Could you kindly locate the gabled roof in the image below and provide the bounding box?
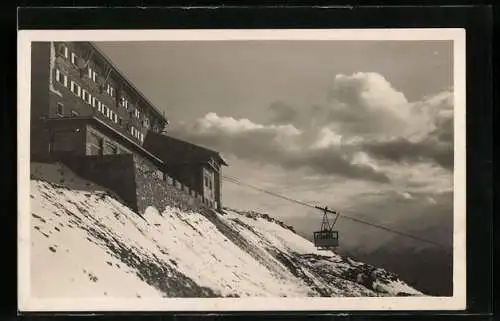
[143,131,228,167]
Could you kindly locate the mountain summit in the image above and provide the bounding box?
[29,162,423,298]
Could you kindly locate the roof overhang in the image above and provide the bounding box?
[44,116,164,168]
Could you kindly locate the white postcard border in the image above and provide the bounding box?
[18,28,466,312]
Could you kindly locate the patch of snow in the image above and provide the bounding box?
[29,162,423,299]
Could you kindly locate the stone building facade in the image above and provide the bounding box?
[143,132,228,211]
[30,41,227,214]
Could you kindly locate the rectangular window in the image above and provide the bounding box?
[103,105,108,117]
[71,52,78,65]
[133,108,140,118]
[120,97,129,109]
[106,84,115,97]
[70,81,81,97]
[92,71,97,82]
[55,70,68,87]
[130,126,141,140]
[113,113,118,123]
[82,90,90,104]
[91,97,97,108]
[97,101,102,112]
[87,67,92,79]
[56,103,64,116]
[143,117,150,128]
[55,69,61,83]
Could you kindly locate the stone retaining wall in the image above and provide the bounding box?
[46,152,206,215]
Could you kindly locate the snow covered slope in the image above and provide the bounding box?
[29,162,423,298]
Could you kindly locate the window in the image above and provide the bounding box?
[106,84,115,97]
[71,52,77,65]
[108,110,117,122]
[70,81,81,97]
[92,71,97,82]
[82,90,91,104]
[120,97,129,109]
[133,108,140,118]
[91,97,97,108]
[143,117,150,128]
[87,67,92,79]
[55,69,68,87]
[118,118,123,126]
[204,177,208,187]
[97,101,102,112]
[129,126,142,141]
[102,105,108,117]
[71,110,79,117]
[56,103,64,116]
[55,69,61,83]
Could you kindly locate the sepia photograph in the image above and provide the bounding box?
[18,29,466,312]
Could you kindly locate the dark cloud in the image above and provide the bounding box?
[169,113,391,183]
[280,149,390,183]
[170,72,454,181]
[363,138,453,170]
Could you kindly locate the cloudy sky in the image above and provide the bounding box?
[96,40,454,253]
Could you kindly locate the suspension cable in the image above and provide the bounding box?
[222,174,451,252]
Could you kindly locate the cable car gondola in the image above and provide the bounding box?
[313,206,340,250]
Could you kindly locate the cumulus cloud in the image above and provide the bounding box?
[169,72,454,184]
[265,72,454,171]
[170,113,390,183]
